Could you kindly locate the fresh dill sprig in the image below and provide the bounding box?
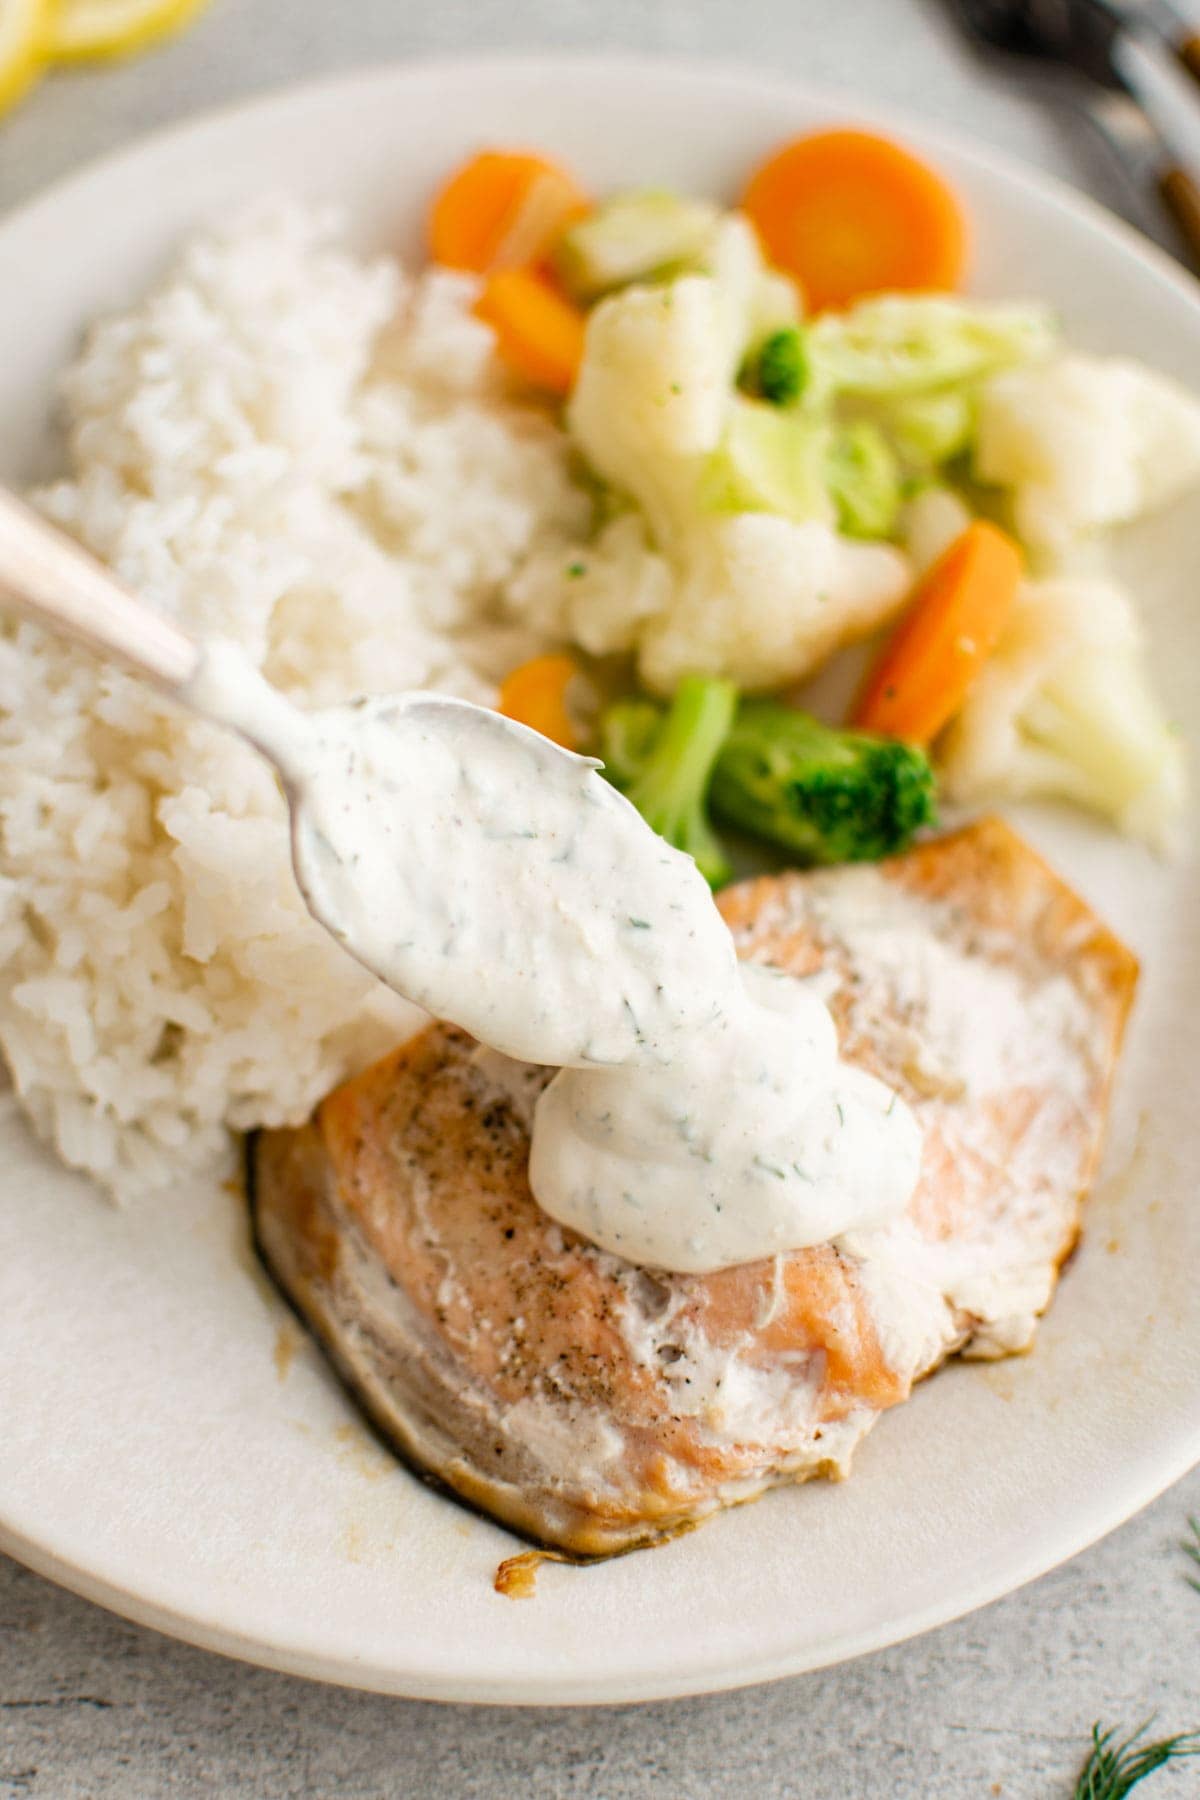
[1184,1516,1200,1595]
[1072,1720,1200,1799]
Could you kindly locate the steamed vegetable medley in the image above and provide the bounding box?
[433,130,1193,877]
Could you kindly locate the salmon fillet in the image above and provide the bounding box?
[250,818,1137,1558]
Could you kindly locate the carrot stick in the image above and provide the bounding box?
[853,521,1021,745]
[742,128,968,314]
[474,268,586,395]
[498,653,580,749]
[429,150,588,274]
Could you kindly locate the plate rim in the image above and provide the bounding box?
[2,48,1199,1705]
[4,1415,1200,1705]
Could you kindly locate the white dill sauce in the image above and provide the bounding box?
[186,639,922,1273]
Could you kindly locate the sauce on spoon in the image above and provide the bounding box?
[186,638,922,1273]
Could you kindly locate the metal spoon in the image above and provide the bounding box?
[0,481,597,1052]
[944,0,1200,267]
[0,482,685,1073]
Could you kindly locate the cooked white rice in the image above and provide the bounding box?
[0,201,590,1200]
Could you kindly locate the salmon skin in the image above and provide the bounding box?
[249,818,1137,1558]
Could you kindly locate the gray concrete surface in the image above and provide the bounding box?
[1,1,1199,1794]
[1,1474,1199,1796]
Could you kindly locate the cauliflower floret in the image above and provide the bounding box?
[567,224,804,549]
[507,512,673,656]
[512,510,908,693]
[568,274,738,549]
[563,515,673,655]
[562,252,912,694]
[752,267,803,342]
[704,212,802,353]
[975,354,1200,557]
[899,485,973,576]
[938,575,1186,852]
[639,513,910,694]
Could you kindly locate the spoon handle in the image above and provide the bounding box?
[1159,163,1200,268]
[1175,32,1200,88]
[0,485,199,689]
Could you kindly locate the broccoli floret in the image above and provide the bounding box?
[742,326,808,406]
[599,697,662,786]
[603,685,936,875]
[710,702,937,865]
[600,676,737,887]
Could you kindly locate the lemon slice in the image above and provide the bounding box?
[46,0,210,61]
[0,0,48,113]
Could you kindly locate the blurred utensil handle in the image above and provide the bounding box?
[1116,2,1200,92]
[1113,28,1200,173]
[1177,30,1200,84]
[1083,86,1200,267]
[1159,161,1200,257]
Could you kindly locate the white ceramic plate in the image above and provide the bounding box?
[1,55,1198,1706]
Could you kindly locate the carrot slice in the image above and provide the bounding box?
[429,149,588,274]
[474,268,586,395]
[742,128,968,314]
[498,653,580,749]
[854,521,1021,745]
